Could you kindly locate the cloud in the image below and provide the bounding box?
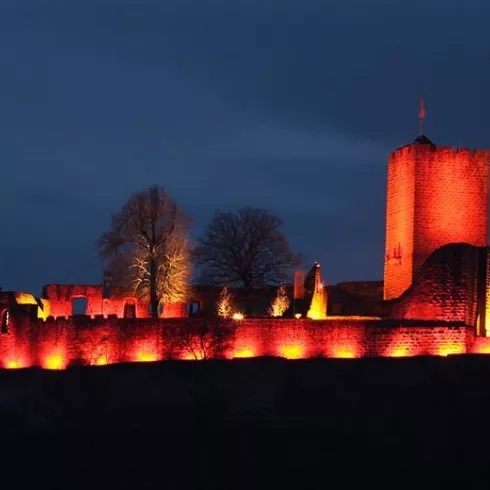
[0,0,488,292]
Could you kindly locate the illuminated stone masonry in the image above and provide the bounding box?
[384,136,489,300]
[2,314,490,370]
[40,284,186,319]
[1,241,490,369]
[2,133,490,369]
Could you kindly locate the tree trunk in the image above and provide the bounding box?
[149,257,158,318]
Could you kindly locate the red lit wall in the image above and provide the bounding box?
[1,243,487,368]
[469,336,490,355]
[232,319,468,358]
[0,315,476,369]
[42,284,186,319]
[414,147,488,274]
[384,144,489,300]
[390,243,481,324]
[384,146,415,300]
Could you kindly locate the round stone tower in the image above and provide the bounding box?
[384,134,489,300]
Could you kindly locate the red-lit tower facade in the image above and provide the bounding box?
[384,134,490,300]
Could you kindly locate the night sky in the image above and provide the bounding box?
[1,0,489,294]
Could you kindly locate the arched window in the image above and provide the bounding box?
[186,302,200,316]
[1,310,9,334]
[123,300,136,319]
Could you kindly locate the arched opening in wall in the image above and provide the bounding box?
[1,310,9,334]
[187,302,200,317]
[72,296,88,316]
[123,299,136,319]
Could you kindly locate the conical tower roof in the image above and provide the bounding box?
[413,134,435,145]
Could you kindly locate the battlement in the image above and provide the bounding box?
[389,144,490,163]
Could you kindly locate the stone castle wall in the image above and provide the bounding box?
[413,147,488,274]
[1,245,489,369]
[384,144,416,299]
[2,313,489,369]
[389,243,481,324]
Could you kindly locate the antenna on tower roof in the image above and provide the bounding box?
[419,97,425,136]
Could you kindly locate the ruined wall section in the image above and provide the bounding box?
[389,244,481,324]
[42,284,186,319]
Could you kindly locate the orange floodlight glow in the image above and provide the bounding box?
[333,347,356,359]
[390,347,409,358]
[183,351,204,360]
[136,352,157,362]
[233,348,255,359]
[6,360,23,369]
[437,344,464,357]
[94,356,108,366]
[44,354,65,370]
[279,344,304,360]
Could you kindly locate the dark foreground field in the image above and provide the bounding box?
[1,356,490,488]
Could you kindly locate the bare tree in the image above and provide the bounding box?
[97,186,191,317]
[195,207,300,289]
[169,318,236,360]
[268,285,291,317]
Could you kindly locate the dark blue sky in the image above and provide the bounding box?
[1,0,490,294]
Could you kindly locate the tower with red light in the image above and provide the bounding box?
[384,111,489,300]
